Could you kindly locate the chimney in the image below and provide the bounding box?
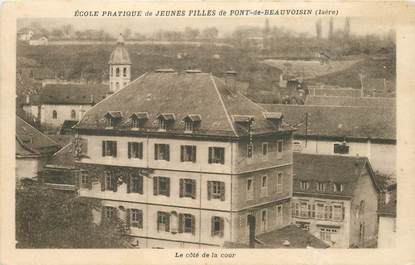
[247,214,256,248]
[225,70,237,91]
[26,94,30,104]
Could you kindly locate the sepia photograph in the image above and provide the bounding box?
[12,13,400,251]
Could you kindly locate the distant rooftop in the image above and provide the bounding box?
[305,96,396,108]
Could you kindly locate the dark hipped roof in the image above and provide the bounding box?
[260,104,396,141]
[46,143,77,169]
[224,225,329,248]
[305,96,396,108]
[25,83,109,105]
[76,72,292,138]
[293,153,379,198]
[108,36,131,65]
[16,116,59,156]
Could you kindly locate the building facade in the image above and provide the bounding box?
[291,153,380,248]
[377,184,396,248]
[74,70,294,248]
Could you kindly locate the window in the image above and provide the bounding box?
[324,205,333,220]
[260,175,268,196]
[208,147,225,164]
[116,82,120,90]
[129,209,143,228]
[211,216,224,237]
[261,210,267,232]
[104,175,116,191]
[105,116,113,127]
[103,206,116,221]
[180,214,195,234]
[116,67,120,77]
[247,178,254,201]
[52,110,57,119]
[80,170,89,188]
[316,182,326,192]
[299,180,309,190]
[102,141,117,157]
[308,203,315,218]
[333,204,343,221]
[334,183,343,192]
[128,142,143,159]
[153,176,170,197]
[184,120,193,132]
[300,201,309,218]
[262,142,268,158]
[157,211,170,232]
[316,203,325,219]
[320,227,337,242]
[293,141,302,152]
[277,172,283,193]
[71,109,76,119]
[276,205,283,226]
[293,202,300,217]
[277,140,283,158]
[180,179,196,199]
[334,142,349,154]
[123,67,127,77]
[247,144,253,159]
[296,222,310,231]
[131,117,140,128]
[154,144,170,161]
[207,181,225,201]
[128,174,143,194]
[159,119,166,131]
[180,145,196,162]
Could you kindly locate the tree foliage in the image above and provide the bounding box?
[16,180,128,248]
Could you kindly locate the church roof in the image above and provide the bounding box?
[108,34,131,65]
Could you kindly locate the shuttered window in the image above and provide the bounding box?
[102,174,117,192]
[102,206,117,223]
[207,181,225,201]
[180,145,196,162]
[129,209,143,228]
[276,172,283,193]
[211,216,224,237]
[154,144,170,161]
[153,176,170,197]
[179,178,196,199]
[128,142,143,159]
[208,147,225,164]
[102,141,117,157]
[157,211,170,232]
[127,174,143,194]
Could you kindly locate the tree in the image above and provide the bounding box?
[184,27,199,40]
[202,27,219,40]
[16,180,128,248]
[123,28,132,40]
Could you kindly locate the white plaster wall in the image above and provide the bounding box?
[16,157,40,179]
[378,216,396,248]
[40,104,92,129]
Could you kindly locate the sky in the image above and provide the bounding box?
[19,16,395,38]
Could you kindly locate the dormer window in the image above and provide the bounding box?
[333,183,343,192]
[130,112,149,129]
[183,114,201,133]
[105,111,122,128]
[157,113,175,131]
[232,115,254,134]
[263,112,283,129]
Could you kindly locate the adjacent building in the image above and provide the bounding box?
[261,104,396,176]
[73,68,295,248]
[291,153,380,248]
[16,116,60,180]
[377,183,396,248]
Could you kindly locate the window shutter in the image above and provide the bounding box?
[220,182,225,201]
[191,215,196,235]
[166,178,170,197]
[208,147,212,164]
[74,171,81,190]
[138,174,143,194]
[192,146,196,162]
[101,207,106,224]
[100,175,105,191]
[221,149,225,164]
[112,175,118,192]
[312,204,315,218]
[166,145,170,161]
[157,211,160,231]
[153,177,159,195]
[191,180,196,199]
[342,206,345,221]
[179,179,184,197]
[165,213,170,232]
[138,210,143,228]
[154,144,158,160]
[220,217,224,237]
[102,141,106,156]
[207,181,212,200]
[86,174,92,190]
[178,213,183,233]
[211,216,215,236]
[308,204,311,218]
[139,143,143,159]
[126,209,131,227]
[128,142,131,159]
[113,142,117,157]
[126,175,131,193]
[180,146,184,162]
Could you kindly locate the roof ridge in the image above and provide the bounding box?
[210,74,238,136]
[51,142,72,157]
[76,72,147,127]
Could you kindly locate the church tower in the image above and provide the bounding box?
[108,34,131,93]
